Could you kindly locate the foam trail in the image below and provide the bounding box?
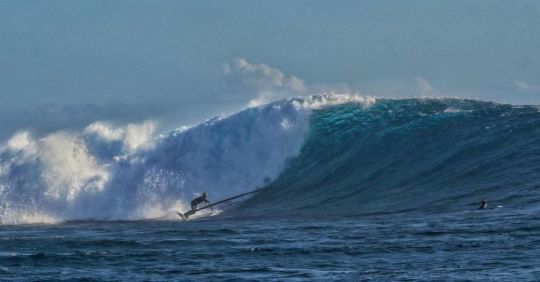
[0,94,369,224]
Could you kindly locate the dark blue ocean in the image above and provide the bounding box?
[2,96,540,280]
[1,209,539,280]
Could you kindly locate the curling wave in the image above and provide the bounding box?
[0,94,370,224]
[234,98,540,217]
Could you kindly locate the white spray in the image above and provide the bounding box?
[0,94,374,224]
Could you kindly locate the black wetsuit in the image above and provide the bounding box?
[191,195,209,211]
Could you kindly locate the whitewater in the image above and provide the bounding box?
[1,94,540,280]
[0,94,372,224]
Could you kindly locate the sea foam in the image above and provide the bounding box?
[0,94,369,224]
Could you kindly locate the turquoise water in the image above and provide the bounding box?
[239,99,540,217]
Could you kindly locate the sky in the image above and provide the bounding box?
[1,0,539,141]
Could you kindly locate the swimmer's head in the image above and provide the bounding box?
[479,199,488,209]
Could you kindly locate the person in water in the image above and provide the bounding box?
[478,199,488,209]
[191,192,210,212]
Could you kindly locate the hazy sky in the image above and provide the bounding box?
[1,1,539,140]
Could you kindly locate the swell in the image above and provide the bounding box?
[233,98,540,217]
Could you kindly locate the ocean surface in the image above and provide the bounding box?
[1,209,539,280]
[1,95,540,280]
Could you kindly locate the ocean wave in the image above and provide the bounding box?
[5,95,538,224]
[0,94,370,224]
[233,98,540,217]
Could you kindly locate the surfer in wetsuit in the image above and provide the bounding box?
[478,199,487,210]
[180,192,211,219]
[191,192,210,211]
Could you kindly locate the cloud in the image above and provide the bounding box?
[224,58,307,106]
[514,80,539,91]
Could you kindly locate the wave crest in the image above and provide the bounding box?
[0,94,367,224]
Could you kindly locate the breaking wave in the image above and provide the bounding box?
[0,94,371,224]
[4,94,540,224]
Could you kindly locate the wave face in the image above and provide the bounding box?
[0,94,370,224]
[3,96,540,224]
[235,98,540,217]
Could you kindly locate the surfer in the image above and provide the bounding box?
[180,192,211,218]
[179,188,265,219]
[478,199,487,209]
[191,192,210,212]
